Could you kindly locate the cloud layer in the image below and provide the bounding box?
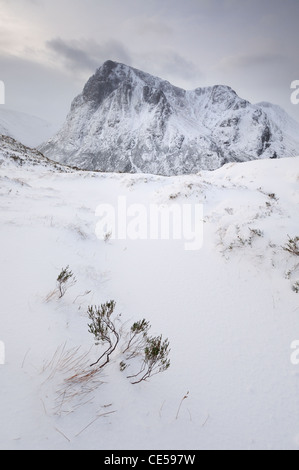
[0,0,298,124]
[46,38,132,75]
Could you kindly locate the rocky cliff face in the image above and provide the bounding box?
[40,60,299,176]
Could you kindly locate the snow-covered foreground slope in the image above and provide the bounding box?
[0,148,299,450]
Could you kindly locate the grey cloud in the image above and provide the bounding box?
[47,37,201,89]
[0,53,82,124]
[46,38,132,74]
[131,17,173,36]
[220,53,288,71]
[160,52,201,81]
[47,38,97,72]
[1,0,298,125]
[139,51,202,86]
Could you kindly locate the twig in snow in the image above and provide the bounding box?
[55,427,71,443]
[73,290,92,305]
[176,391,189,420]
[159,400,166,418]
[21,348,31,369]
[75,410,116,438]
[202,414,210,428]
[40,399,47,416]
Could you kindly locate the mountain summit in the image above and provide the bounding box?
[40,60,299,175]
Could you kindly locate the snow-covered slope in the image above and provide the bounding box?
[258,102,299,156]
[40,61,299,175]
[0,134,72,172]
[0,108,57,148]
[0,146,299,449]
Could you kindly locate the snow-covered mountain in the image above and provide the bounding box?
[0,108,58,148]
[257,102,299,154]
[40,60,299,176]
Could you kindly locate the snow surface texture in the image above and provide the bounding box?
[40,60,299,176]
[0,108,57,148]
[0,136,299,450]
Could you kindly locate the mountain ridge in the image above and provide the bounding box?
[0,134,73,172]
[40,60,299,176]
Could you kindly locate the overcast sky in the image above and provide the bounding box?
[0,0,299,126]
